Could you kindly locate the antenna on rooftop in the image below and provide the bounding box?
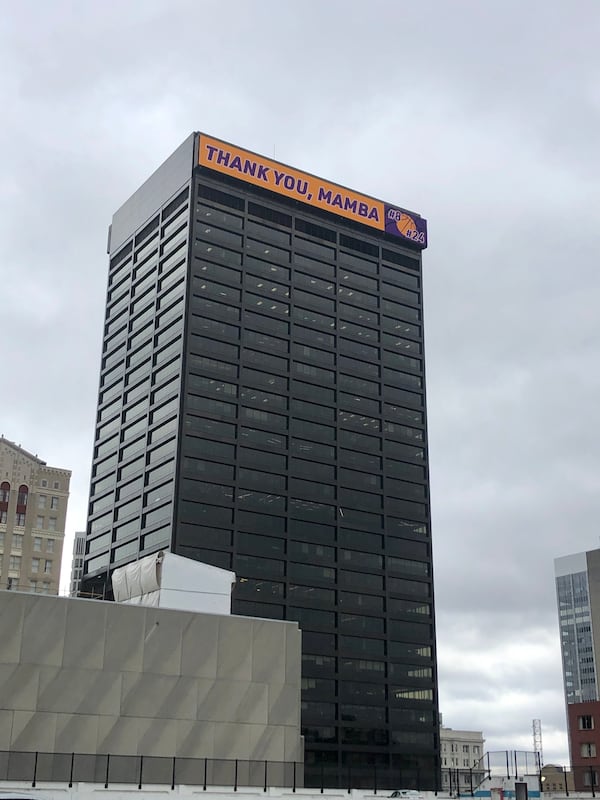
[533,718,543,766]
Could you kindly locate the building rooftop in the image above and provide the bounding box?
[0,435,46,465]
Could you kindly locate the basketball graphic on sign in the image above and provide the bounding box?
[395,213,416,237]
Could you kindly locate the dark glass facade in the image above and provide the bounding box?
[83,134,438,788]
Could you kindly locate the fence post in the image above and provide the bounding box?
[69,752,74,788]
[321,760,324,794]
[234,758,238,792]
[591,766,596,798]
[171,756,176,791]
[138,754,144,790]
[374,762,377,795]
[105,753,110,789]
[203,757,207,791]
[32,751,38,787]
[563,765,569,797]
[293,761,296,793]
[264,759,268,792]
[347,762,351,794]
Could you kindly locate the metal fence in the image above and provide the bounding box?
[0,751,303,790]
[439,751,542,797]
[0,749,442,792]
[10,748,591,793]
[545,765,600,796]
[439,752,600,797]
[439,768,487,796]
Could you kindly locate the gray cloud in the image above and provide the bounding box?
[2,0,599,766]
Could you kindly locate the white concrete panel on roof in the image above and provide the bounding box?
[554,551,587,577]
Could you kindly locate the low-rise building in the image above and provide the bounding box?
[0,436,70,595]
[439,718,485,792]
[540,764,574,792]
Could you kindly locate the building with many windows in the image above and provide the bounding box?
[0,436,70,595]
[439,718,484,792]
[81,133,437,788]
[70,529,86,595]
[555,549,600,788]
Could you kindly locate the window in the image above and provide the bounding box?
[287,562,336,584]
[46,539,55,554]
[41,479,48,488]
[293,362,334,384]
[31,558,40,573]
[44,560,53,574]
[473,746,480,754]
[48,518,57,532]
[30,580,38,593]
[289,541,335,563]
[582,743,597,758]
[53,481,60,490]
[0,510,6,524]
[17,485,28,506]
[36,516,44,530]
[9,556,21,571]
[580,715,595,730]
[12,534,23,551]
[0,532,4,548]
[38,495,47,509]
[15,513,25,527]
[0,482,9,503]
[33,537,42,552]
[584,771,599,787]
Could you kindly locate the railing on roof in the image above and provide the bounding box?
[0,751,303,791]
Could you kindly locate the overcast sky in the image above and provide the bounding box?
[2,0,599,766]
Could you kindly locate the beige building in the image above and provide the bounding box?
[440,718,485,791]
[70,530,86,596]
[0,436,71,595]
[540,764,574,792]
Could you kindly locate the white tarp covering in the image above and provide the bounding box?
[112,552,161,601]
[112,551,235,615]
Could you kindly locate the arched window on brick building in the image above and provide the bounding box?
[0,481,9,524]
[15,484,28,526]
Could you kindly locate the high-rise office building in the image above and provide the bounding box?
[555,549,600,788]
[555,551,600,704]
[70,529,86,595]
[0,435,70,595]
[82,133,437,787]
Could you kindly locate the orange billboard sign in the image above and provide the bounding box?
[198,134,427,247]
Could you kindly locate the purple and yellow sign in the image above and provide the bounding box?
[198,135,427,249]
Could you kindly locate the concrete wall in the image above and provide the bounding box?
[0,591,302,763]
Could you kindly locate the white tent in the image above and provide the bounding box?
[112,550,236,615]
